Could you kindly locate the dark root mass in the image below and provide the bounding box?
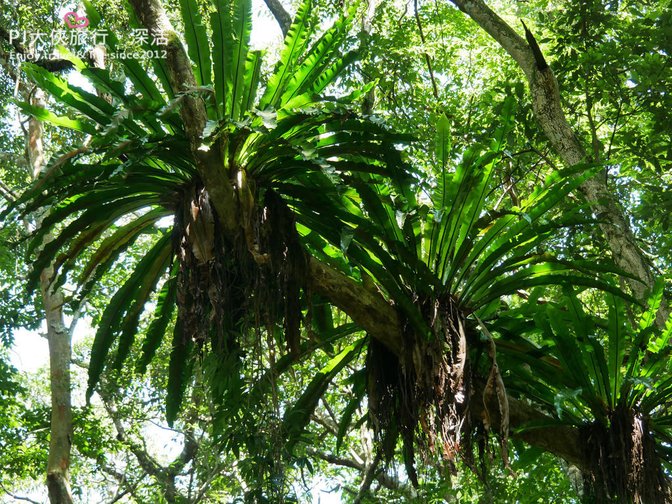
[172,183,308,387]
[366,294,471,486]
[581,405,671,504]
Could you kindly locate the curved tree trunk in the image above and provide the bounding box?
[42,276,72,504]
[448,0,668,327]
[444,2,671,500]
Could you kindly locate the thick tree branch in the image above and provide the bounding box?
[449,0,534,78]
[309,258,588,467]
[0,179,17,202]
[449,0,668,326]
[102,396,185,503]
[168,429,199,476]
[307,257,404,356]
[103,401,164,479]
[262,0,292,36]
[128,0,597,473]
[472,379,586,468]
[354,451,382,503]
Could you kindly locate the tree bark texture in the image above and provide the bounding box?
[0,34,74,504]
[129,0,240,236]
[28,90,74,504]
[262,0,291,36]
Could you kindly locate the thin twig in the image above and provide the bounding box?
[0,483,41,504]
[413,0,439,100]
[606,100,622,162]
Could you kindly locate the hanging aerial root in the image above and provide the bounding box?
[173,182,308,360]
[366,294,471,486]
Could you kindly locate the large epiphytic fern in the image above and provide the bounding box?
[8,0,640,488]
[331,97,638,483]
[350,97,633,316]
[494,283,672,503]
[8,0,410,426]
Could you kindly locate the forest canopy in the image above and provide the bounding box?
[0,0,671,502]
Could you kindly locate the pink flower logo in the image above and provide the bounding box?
[63,11,89,29]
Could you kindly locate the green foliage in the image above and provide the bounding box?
[2,0,672,501]
[0,228,39,345]
[0,356,49,484]
[345,95,631,333]
[283,338,364,454]
[7,0,411,437]
[532,0,672,270]
[497,284,671,427]
[494,283,672,500]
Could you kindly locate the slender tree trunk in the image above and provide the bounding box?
[42,272,73,504]
[27,89,74,504]
[0,32,73,503]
